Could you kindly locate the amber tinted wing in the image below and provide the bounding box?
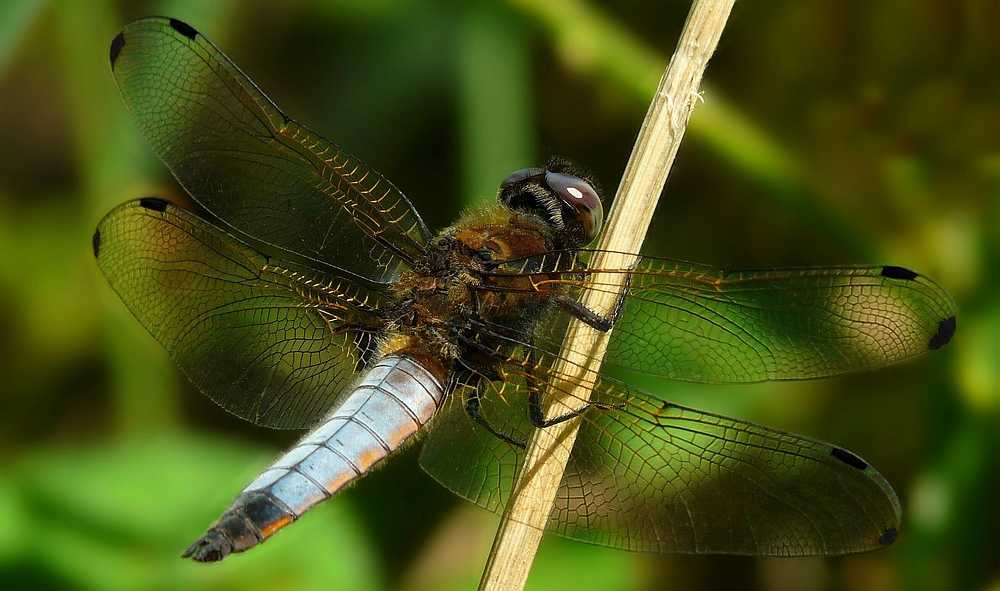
[485,252,956,382]
[420,344,901,555]
[93,198,389,429]
[109,17,428,282]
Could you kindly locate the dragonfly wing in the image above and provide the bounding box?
[606,260,956,381]
[109,17,428,282]
[556,377,901,554]
[94,198,389,429]
[421,377,523,516]
[489,253,956,382]
[420,354,901,555]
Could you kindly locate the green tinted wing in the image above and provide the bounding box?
[606,260,955,381]
[420,352,901,555]
[490,254,956,382]
[109,17,428,282]
[94,198,389,429]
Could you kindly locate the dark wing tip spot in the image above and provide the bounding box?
[169,19,199,40]
[139,197,168,212]
[830,447,868,470]
[881,265,919,280]
[109,32,125,68]
[879,526,898,546]
[929,315,956,350]
[91,229,101,258]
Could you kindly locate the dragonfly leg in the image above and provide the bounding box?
[524,342,626,428]
[609,271,631,323]
[551,274,630,332]
[553,295,613,331]
[528,394,626,428]
[464,388,527,449]
[523,342,621,428]
[529,389,584,427]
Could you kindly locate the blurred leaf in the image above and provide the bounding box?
[315,0,415,21]
[399,505,497,591]
[53,0,182,433]
[458,2,534,206]
[0,477,28,561]
[507,0,875,259]
[6,432,384,591]
[0,0,45,76]
[904,417,999,591]
[525,536,651,591]
[0,201,101,364]
[956,305,1000,412]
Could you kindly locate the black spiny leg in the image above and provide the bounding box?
[528,380,625,428]
[553,295,613,331]
[455,339,539,449]
[464,384,527,450]
[530,277,632,427]
[525,330,626,429]
[528,387,592,428]
[523,339,595,428]
[552,273,630,332]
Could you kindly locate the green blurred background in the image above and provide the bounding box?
[0,0,996,590]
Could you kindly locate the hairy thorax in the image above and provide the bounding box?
[382,204,558,374]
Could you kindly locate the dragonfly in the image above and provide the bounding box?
[94,17,957,563]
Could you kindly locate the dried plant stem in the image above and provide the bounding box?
[477,1,735,590]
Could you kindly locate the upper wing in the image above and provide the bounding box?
[109,17,429,282]
[483,252,957,382]
[93,197,390,429]
[420,343,901,555]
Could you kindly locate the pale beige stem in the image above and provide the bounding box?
[477,1,736,590]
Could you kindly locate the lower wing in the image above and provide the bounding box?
[420,337,900,555]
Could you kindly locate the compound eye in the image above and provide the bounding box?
[544,171,604,242]
[499,167,546,191]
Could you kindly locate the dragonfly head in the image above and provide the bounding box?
[498,158,604,248]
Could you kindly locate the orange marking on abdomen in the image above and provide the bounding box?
[259,514,293,539]
[323,471,355,495]
[354,447,387,471]
[382,420,418,448]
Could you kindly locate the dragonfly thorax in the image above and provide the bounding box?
[387,204,565,368]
